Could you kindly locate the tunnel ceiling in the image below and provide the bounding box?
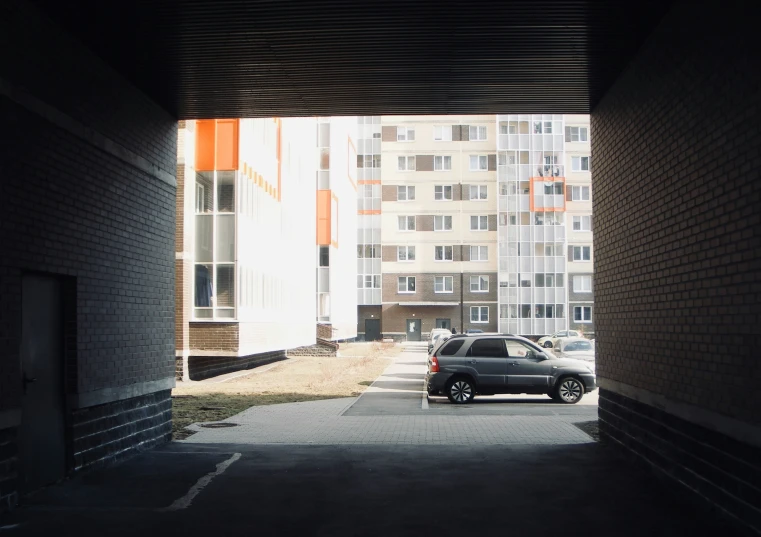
[33,0,673,119]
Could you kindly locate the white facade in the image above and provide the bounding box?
[317,117,359,340]
[496,114,569,336]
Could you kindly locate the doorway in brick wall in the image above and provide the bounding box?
[405,319,422,341]
[18,274,67,493]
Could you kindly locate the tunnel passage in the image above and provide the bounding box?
[1,0,759,532]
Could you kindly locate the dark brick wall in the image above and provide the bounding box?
[0,0,176,508]
[188,351,287,381]
[71,391,172,472]
[0,428,18,512]
[381,304,462,337]
[592,0,761,425]
[592,0,760,531]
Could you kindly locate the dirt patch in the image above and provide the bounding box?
[172,350,393,439]
[338,341,402,358]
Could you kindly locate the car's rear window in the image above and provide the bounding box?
[439,339,465,355]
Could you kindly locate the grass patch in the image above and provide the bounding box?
[172,392,347,440]
[358,380,374,386]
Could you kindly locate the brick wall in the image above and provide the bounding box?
[189,323,239,352]
[357,305,382,339]
[187,351,286,381]
[0,0,176,508]
[592,0,760,532]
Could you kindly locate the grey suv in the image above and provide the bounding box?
[426,334,596,404]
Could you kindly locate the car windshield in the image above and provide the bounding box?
[563,341,593,352]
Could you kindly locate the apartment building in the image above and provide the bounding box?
[356,116,383,340]
[378,116,499,341]
[564,115,595,336]
[356,114,594,341]
[316,117,359,341]
[176,118,318,379]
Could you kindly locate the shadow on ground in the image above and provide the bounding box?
[2,442,741,537]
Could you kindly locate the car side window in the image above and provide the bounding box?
[466,339,506,358]
[439,339,465,356]
[505,340,536,358]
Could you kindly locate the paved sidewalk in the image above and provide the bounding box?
[182,345,596,445]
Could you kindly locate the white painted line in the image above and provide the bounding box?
[156,452,241,512]
[421,388,429,410]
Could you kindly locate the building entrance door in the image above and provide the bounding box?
[406,319,422,341]
[364,319,381,341]
[18,274,67,493]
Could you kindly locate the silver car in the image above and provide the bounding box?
[425,334,596,404]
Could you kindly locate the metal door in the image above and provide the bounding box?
[18,275,66,493]
[405,319,422,341]
[505,339,552,389]
[364,319,381,341]
[465,338,507,388]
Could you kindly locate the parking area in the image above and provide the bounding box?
[1,342,743,536]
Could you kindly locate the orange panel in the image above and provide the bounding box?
[358,209,381,215]
[215,119,239,170]
[316,190,332,246]
[358,180,381,185]
[195,120,216,171]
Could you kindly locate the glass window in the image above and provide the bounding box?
[573,246,592,261]
[435,245,453,261]
[433,125,452,142]
[439,339,465,355]
[469,155,488,171]
[398,216,416,231]
[397,185,415,201]
[470,275,489,292]
[434,185,453,200]
[469,125,488,141]
[397,127,415,142]
[574,275,592,292]
[319,246,329,267]
[469,306,489,323]
[470,245,488,261]
[470,185,487,200]
[571,156,590,171]
[434,215,453,231]
[505,340,535,357]
[398,276,416,293]
[434,155,452,171]
[470,215,488,231]
[535,274,545,287]
[574,306,592,322]
[573,215,592,231]
[572,185,591,201]
[434,276,453,293]
[397,246,415,261]
[468,339,503,357]
[397,156,416,171]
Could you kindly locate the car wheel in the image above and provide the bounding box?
[543,341,553,348]
[554,377,584,404]
[446,377,475,404]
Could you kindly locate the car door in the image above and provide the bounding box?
[505,339,553,391]
[465,338,507,389]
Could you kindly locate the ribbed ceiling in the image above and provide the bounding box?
[33,0,673,119]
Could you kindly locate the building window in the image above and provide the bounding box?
[435,245,453,261]
[571,156,590,171]
[470,215,488,231]
[572,246,591,261]
[397,156,416,171]
[469,185,487,200]
[566,126,589,142]
[397,246,416,262]
[543,121,553,134]
[357,275,381,289]
[469,155,488,171]
[470,275,489,292]
[398,216,416,231]
[571,185,590,201]
[319,246,329,267]
[574,306,592,322]
[470,245,488,261]
[469,125,487,141]
[470,306,489,323]
[434,155,452,171]
[357,244,380,258]
[434,215,453,231]
[397,185,415,201]
[434,185,453,201]
[433,125,452,142]
[398,276,416,293]
[435,276,454,293]
[194,171,236,320]
[572,215,591,231]
[397,127,415,142]
[574,275,592,292]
